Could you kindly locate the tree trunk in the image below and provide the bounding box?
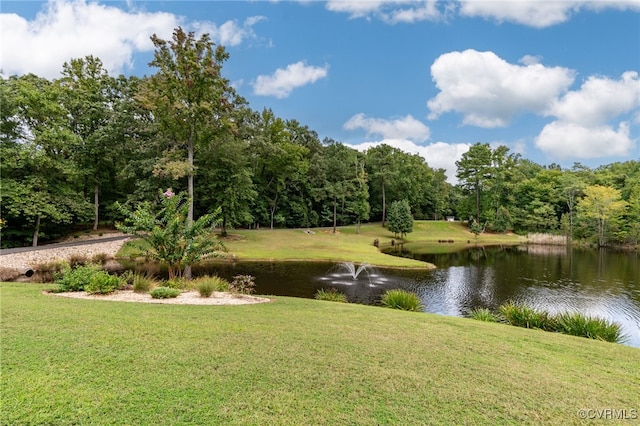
[333,196,337,234]
[93,183,99,231]
[185,140,194,279]
[475,180,481,224]
[598,218,606,247]
[356,220,361,234]
[187,141,194,224]
[381,178,386,227]
[270,193,278,230]
[32,215,41,247]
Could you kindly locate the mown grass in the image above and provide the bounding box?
[117,221,524,269]
[3,283,639,425]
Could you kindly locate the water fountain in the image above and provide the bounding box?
[318,262,388,287]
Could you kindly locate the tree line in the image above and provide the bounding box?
[1,28,638,248]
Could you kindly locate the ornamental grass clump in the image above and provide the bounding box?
[315,288,348,303]
[498,302,557,331]
[381,289,423,312]
[150,287,181,299]
[556,312,623,343]
[132,273,157,294]
[468,307,500,322]
[193,275,229,298]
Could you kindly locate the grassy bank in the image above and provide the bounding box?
[0,283,640,425]
[118,221,524,268]
[3,283,638,425]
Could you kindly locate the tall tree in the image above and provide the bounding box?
[577,185,627,247]
[138,27,232,225]
[1,74,91,246]
[559,172,586,239]
[456,142,493,224]
[58,56,116,230]
[365,144,399,226]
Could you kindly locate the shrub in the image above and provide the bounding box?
[231,275,256,294]
[115,191,226,279]
[68,254,89,268]
[498,302,557,331]
[468,308,500,322]
[315,288,348,303]
[84,272,124,295]
[132,273,157,294]
[556,312,623,343]
[150,287,181,299]
[55,264,123,294]
[164,278,189,290]
[381,289,423,312]
[91,252,110,265]
[55,264,98,292]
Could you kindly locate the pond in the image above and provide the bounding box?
[194,244,640,348]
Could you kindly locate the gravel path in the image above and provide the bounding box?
[0,233,131,279]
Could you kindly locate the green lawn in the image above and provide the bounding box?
[118,221,525,268]
[2,283,638,425]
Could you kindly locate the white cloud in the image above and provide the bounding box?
[344,114,431,141]
[325,0,442,23]
[427,49,575,127]
[535,121,635,159]
[346,138,470,183]
[547,71,640,126]
[458,0,579,28]
[326,1,640,27]
[0,0,179,78]
[192,16,265,47]
[253,61,329,98]
[458,0,640,28]
[534,71,639,160]
[0,0,264,79]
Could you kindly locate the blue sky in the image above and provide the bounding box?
[2,1,639,182]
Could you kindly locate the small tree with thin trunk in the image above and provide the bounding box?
[116,190,225,279]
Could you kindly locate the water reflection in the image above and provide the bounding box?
[195,246,639,348]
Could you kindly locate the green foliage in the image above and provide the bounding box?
[577,185,628,247]
[149,287,180,299]
[387,199,413,238]
[55,264,122,294]
[116,191,225,279]
[492,206,512,233]
[315,288,348,303]
[380,289,423,311]
[468,308,500,322]
[54,264,96,292]
[230,275,256,294]
[493,303,623,343]
[556,312,623,343]
[84,272,124,295]
[164,278,189,290]
[469,219,484,238]
[498,302,557,330]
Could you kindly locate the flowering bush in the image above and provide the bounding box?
[116,190,225,279]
